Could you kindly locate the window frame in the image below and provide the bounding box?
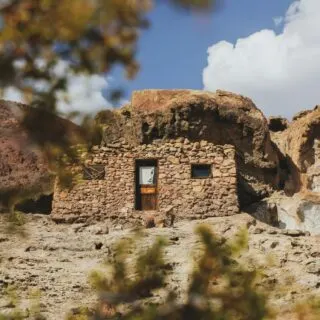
[82,164,106,180]
[190,163,212,179]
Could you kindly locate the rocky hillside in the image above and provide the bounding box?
[94,90,320,231]
[0,213,319,319]
[1,91,319,233]
[0,100,82,211]
[247,107,320,235]
[0,92,319,319]
[269,106,320,195]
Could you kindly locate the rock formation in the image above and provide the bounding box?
[1,90,319,234]
[0,100,81,211]
[249,107,320,234]
[0,100,49,210]
[97,90,280,208]
[268,116,289,132]
[272,106,320,195]
[94,90,320,234]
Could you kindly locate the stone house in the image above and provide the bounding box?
[52,138,239,225]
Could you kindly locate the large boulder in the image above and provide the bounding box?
[0,100,81,211]
[246,191,320,235]
[97,89,280,207]
[252,106,320,235]
[270,106,320,195]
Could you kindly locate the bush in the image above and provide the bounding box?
[73,225,270,320]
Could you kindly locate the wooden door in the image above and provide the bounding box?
[135,160,158,211]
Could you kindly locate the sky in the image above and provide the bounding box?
[115,0,293,92]
[4,0,320,119]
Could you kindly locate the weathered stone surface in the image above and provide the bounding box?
[97,89,280,208]
[306,260,320,274]
[246,192,320,235]
[250,106,320,236]
[52,140,239,223]
[271,105,320,195]
[0,100,82,211]
[0,101,52,210]
[0,213,319,320]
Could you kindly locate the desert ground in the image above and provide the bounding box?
[0,213,319,319]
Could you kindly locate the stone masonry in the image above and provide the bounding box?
[52,138,239,225]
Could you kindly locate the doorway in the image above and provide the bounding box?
[135,159,158,211]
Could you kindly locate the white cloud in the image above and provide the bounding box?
[203,0,320,119]
[55,72,113,122]
[1,59,113,122]
[3,86,25,103]
[51,60,69,78]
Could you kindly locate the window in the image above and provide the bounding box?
[191,164,212,179]
[139,166,156,185]
[83,165,105,180]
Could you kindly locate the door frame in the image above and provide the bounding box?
[134,159,159,211]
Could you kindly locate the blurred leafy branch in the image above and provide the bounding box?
[0,0,218,209]
[0,0,218,109]
[1,225,319,319]
[68,226,270,320]
[0,287,45,320]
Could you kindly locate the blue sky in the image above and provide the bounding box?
[111,0,293,95]
[5,0,320,118]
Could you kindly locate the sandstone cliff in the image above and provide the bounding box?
[270,106,320,195]
[249,107,320,234]
[97,89,280,208]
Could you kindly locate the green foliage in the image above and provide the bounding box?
[171,0,218,11]
[66,307,91,320]
[4,211,27,237]
[0,287,45,320]
[0,0,217,106]
[0,286,26,320]
[89,236,167,302]
[185,226,267,320]
[0,0,217,203]
[1,224,318,320]
[85,226,270,320]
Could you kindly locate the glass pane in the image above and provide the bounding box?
[139,166,156,185]
[192,165,211,178]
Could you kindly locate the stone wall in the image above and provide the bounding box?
[52,139,239,225]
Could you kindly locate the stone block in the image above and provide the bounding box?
[193,186,203,193]
[200,140,208,147]
[214,157,224,164]
[167,156,180,164]
[213,170,222,177]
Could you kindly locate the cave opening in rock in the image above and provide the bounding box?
[16,194,53,214]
